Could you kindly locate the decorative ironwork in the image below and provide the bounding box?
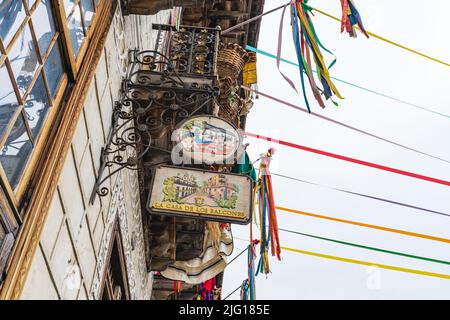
[90,25,221,203]
[152,24,220,78]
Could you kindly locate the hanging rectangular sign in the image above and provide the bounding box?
[147,166,253,225]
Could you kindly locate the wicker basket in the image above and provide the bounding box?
[217,43,249,79]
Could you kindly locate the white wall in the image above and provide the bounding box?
[21,3,171,300]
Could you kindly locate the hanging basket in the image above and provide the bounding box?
[217,43,249,79]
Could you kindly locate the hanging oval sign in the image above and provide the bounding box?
[171,115,243,165]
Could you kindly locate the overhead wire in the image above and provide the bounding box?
[223,284,242,300]
[310,6,450,68]
[219,1,450,297]
[222,2,450,68]
[227,247,249,267]
[282,246,450,280]
[230,237,450,285]
[231,221,450,265]
[241,86,450,165]
[271,172,450,218]
[245,45,450,120]
[276,205,450,244]
[278,227,450,265]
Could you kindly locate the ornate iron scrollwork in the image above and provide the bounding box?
[90,25,220,204]
[152,24,220,78]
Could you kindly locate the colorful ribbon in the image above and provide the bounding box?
[200,277,216,300]
[271,172,450,218]
[283,246,450,280]
[243,131,450,187]
[278,0,343,112]
[339,0,369,38]
[240,85,450,164]
[253,149,281,277]
[244,46,450,120]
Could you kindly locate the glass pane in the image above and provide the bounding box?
[63,0,76,17]
[81,0,94,30]
[0,63,20,140]
[0,0,27,47]
[24,73,49,138]
[9,24,39,96]
[32,0,56,56]
[0,113,33,189]
[44,41,64,97]
[67,6,84,57]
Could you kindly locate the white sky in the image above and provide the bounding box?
[223,0,450,299]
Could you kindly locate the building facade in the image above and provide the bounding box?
[0,0,264,300]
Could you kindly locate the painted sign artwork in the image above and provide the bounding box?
[147,166,252,224]
[172,116,243,165]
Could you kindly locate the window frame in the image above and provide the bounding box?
[100,218,131,300]
[0,183,19,280]
[0,0,115,297]
[0,0,69,203]
[55,0,105,77]
[0,0,104,204]
[0,0,106,286]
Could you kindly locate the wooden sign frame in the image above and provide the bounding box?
[147,165,253,225]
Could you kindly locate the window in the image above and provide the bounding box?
[100,220,130,300]
[63,0,103,69]
[0,0,104,284]
[0,0,68,194]
[0,0,103,198]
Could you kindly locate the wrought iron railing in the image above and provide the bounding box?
[152,24,220,78]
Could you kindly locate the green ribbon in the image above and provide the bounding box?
[280,228,450,266]
[302,2,337,70]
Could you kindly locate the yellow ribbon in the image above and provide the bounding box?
[297,3,344,99]
[282,246,450,280]
[311,6,450,68]
[234,237,450,280]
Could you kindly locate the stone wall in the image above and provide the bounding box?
[20,3,171,300]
